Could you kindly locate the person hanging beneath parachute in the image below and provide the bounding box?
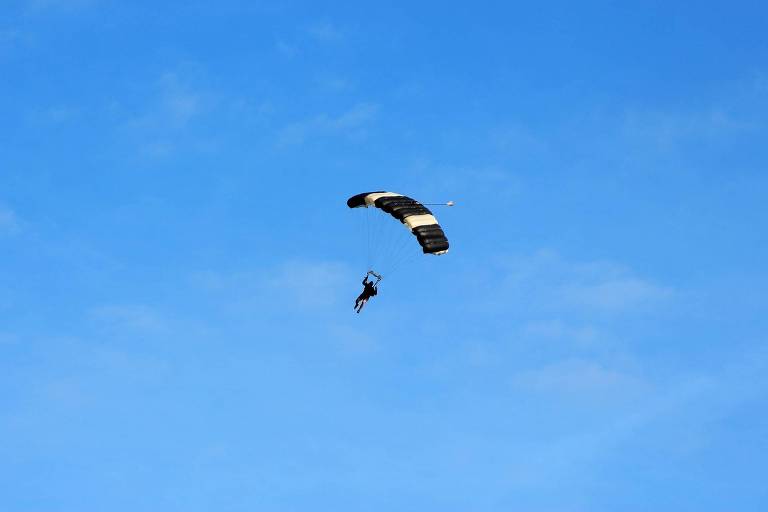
[354,271,381,313]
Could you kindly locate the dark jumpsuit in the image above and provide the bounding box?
[355,277,378,311]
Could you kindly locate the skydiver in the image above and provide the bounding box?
[354,272,380,313]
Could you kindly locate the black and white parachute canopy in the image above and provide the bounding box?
[347,191,449,255]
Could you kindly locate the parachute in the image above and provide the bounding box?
[347,192,450,255]
[348,191,450,280]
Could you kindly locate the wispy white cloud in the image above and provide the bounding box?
[192,258,354,313]
[491,123,549,154]
[525,348,768,486]
[4,336,175,429]
[0,332,18,345]
[116,67,264,158]
[482,249,674,315]
[550,75,768,180]
[26,0,98,11]
[0,28,21,45]
[560,275,673,312]
[266,259,351,308]
[328,324,380,355]
[520,319,599,347]
[158,72,204,125]
[275,20,344,59]
[621,107,757,150]
[409,160,521,201]
[480,346,768,495]
[275,39,298,57]
[331,102,378,128]
[89,304,166,332]
[39,377,92,411]
[755,71,768,93]
[129,71,204,128]
[26,105,81,125]
[483,74,768,187]
[138,140,176,158]
[314,74,354,93]
[120,67,273,133]
[278,102,379,146]
[513,358,648,400]
[440,251,677,386]
[306,21,343,42]
[118,70,207,144]
[0,204,20,234]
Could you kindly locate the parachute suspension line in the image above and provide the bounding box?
[386,227,416,270]
[370,206,389,272]
[368,205,380,271]
[387,257,413,279]
[370,205,383,270]
[363,209,411,277]
[379,216,401,270]
[380,226,417,277]
[366,206,371,270]
[375,218,408,275]
[385,244,420,279]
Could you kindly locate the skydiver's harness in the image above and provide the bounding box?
[360,271,382,299]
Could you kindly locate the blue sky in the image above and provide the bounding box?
[2,1,768,510]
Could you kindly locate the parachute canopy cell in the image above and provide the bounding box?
[347,191,449,255]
